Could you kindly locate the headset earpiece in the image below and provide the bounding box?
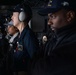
[19,12,26,22]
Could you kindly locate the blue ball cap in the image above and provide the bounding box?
[11,3,31,13]
[12,4,24,12]
[9,3,32,20]
[38,0,76,16]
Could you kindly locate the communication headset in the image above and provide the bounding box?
[14,2,32,22]
[18,8,26,22]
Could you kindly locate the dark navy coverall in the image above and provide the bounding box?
[13,25,39,72]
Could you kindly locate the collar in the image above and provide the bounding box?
[55,22,76,37]
[19,25,29,40]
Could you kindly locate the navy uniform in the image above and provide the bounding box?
[8,32,19,75]
[31,0,76,75]
[13,25,39,72]
[10,3,39,75]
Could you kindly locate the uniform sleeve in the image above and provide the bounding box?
[23,30,39,58]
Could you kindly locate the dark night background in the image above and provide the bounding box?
[0,0,24,5]
[0,0,49,6]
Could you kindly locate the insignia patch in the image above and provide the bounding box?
[18,44,23,51]
[48,0,52,6]
[17,42,23,51]
[61,1,69,6]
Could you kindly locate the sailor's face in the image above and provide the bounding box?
[11,12,20,27]
[48,9,69,30]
